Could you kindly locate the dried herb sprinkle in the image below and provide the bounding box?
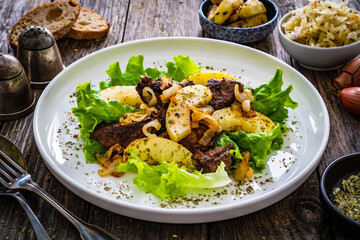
[333,173,360,222]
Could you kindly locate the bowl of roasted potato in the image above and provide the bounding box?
[199,0,279,43]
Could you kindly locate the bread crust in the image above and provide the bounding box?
[66,8,110,40]
[9,0,80,49]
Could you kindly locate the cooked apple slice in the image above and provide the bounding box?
[123,137,196,172]
[166,85,212,142]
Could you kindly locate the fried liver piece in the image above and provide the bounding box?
[207,78,244,110]
[90,119,151,149]
[179,124,217,152]
[192,145,233,173]
[179,124,232,173]
[135,76,163,103]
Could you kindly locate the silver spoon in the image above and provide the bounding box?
[0,135,50,240]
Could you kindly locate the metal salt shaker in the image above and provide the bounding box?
[17,25,64,88]
[0,54,36,120]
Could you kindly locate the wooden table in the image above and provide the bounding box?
[1,0,359,239]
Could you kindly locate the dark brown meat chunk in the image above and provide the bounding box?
[90,119,151,149]
[206,78,244,110]
[179,124,218,152]
[178,80,195,88]
[92,77,174,150]
[135,76,194,104]
[192,145,233,173]
[179,124,231,173]
[135,76,163,104]
[135,76,171,122]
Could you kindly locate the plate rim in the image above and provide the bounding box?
[33,37,330,223]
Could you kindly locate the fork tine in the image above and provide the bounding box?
[0,167,13,187]
[0,157,21,177]
[0,178,9,187]
[0,149,25,174]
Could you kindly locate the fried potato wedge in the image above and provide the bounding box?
[208,0,243,25]
[207,3,219,20]
[227,12,267,28]
[212,106,275,133]
[210,0,223,4]
[212,107,243,132]
[238,0,266,19]
[226,7,242,24]
[240,112,275,133]
[184,71,236,86]
[98,86,143,108]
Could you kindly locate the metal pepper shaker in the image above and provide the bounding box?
[17,25,64,88]
[0,54,36,120]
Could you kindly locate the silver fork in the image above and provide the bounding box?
[0,189,51,240]
[0,149,118,240]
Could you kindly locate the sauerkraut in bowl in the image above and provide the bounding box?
[282,0,360,48]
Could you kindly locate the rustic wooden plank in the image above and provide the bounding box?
[279,1,360,238]
[0,0,359,239]
[0,2,53,239]
[0,0,128,239]
[0,101,92,240]
[204,173,325,240]
[0,0,45,54]
[88,206,209,240]
[123,0,202,42]
[56,0,130,66]
[274,0,360,238]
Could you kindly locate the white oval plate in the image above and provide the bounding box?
[33,37,329,223]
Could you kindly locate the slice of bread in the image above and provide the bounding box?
[9,0,80,49]
[66,8,110,40]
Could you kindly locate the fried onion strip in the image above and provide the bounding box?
[142,119,161,138]
[189,106,222,146]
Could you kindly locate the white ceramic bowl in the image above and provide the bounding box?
[278,11,360,71]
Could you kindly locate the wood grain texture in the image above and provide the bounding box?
[0,0,359,239]
[124,0,202,41]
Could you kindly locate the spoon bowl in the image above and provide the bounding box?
[0,135,26,169]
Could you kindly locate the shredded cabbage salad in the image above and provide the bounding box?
[282,0,360,47]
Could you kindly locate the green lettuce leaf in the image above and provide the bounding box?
[144,67,165,80]
[71,82,139,163]
[252,69,298,123]
[100,54,202,89]
[73,54,202,163]
[223,123,284,173]
[100,61,122,89]
[216,70,296,173]
[116,149,231,199]
[100,55,165,90]
[100,55,148,89]
[166,55,203,82]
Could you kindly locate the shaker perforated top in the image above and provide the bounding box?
[18,25,55,51]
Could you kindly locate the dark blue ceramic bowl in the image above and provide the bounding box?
[320,153,360,237]
[199,0,278,43]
